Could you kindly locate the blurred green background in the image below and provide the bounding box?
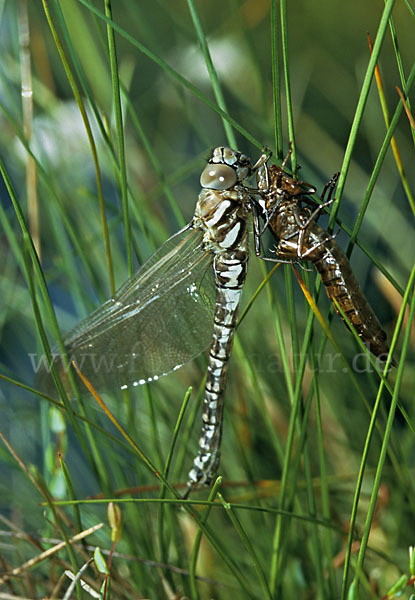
[0,1,414,598]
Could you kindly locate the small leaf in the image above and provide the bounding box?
[94,547,109,575]
[387,574,408,596]
[49,406,66,433]
[108,502,122,543]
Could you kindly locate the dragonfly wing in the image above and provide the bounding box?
[41,226,216,394]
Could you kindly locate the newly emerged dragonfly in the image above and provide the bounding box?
[39,146,270,489]
[255,151,395,364]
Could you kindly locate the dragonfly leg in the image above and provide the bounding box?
[269,249,311,271]
[252,146,272,172]
[320,172,339,203]
[252,195,280,246]
[253,202,267,257]
[292,199,335,231]
[258,243,303,265]
[281,143,317,194]
[296,232,336,259]
[261,254,295,264]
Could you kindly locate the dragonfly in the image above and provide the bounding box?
[255,149,395,364]
[39,146,270,490]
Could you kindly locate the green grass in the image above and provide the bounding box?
[0,1,414,598]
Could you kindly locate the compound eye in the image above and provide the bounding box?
[200,163,237,190]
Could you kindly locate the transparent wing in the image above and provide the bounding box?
[41,225,216,394]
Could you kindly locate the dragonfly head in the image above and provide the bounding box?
[200,147,252,190]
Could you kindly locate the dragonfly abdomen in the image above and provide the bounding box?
[187,245,249,486]
[188,284,243,486]
[311,228,391,359]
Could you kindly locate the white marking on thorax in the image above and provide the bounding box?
[221,222,241,249]
[205,200,231,226]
